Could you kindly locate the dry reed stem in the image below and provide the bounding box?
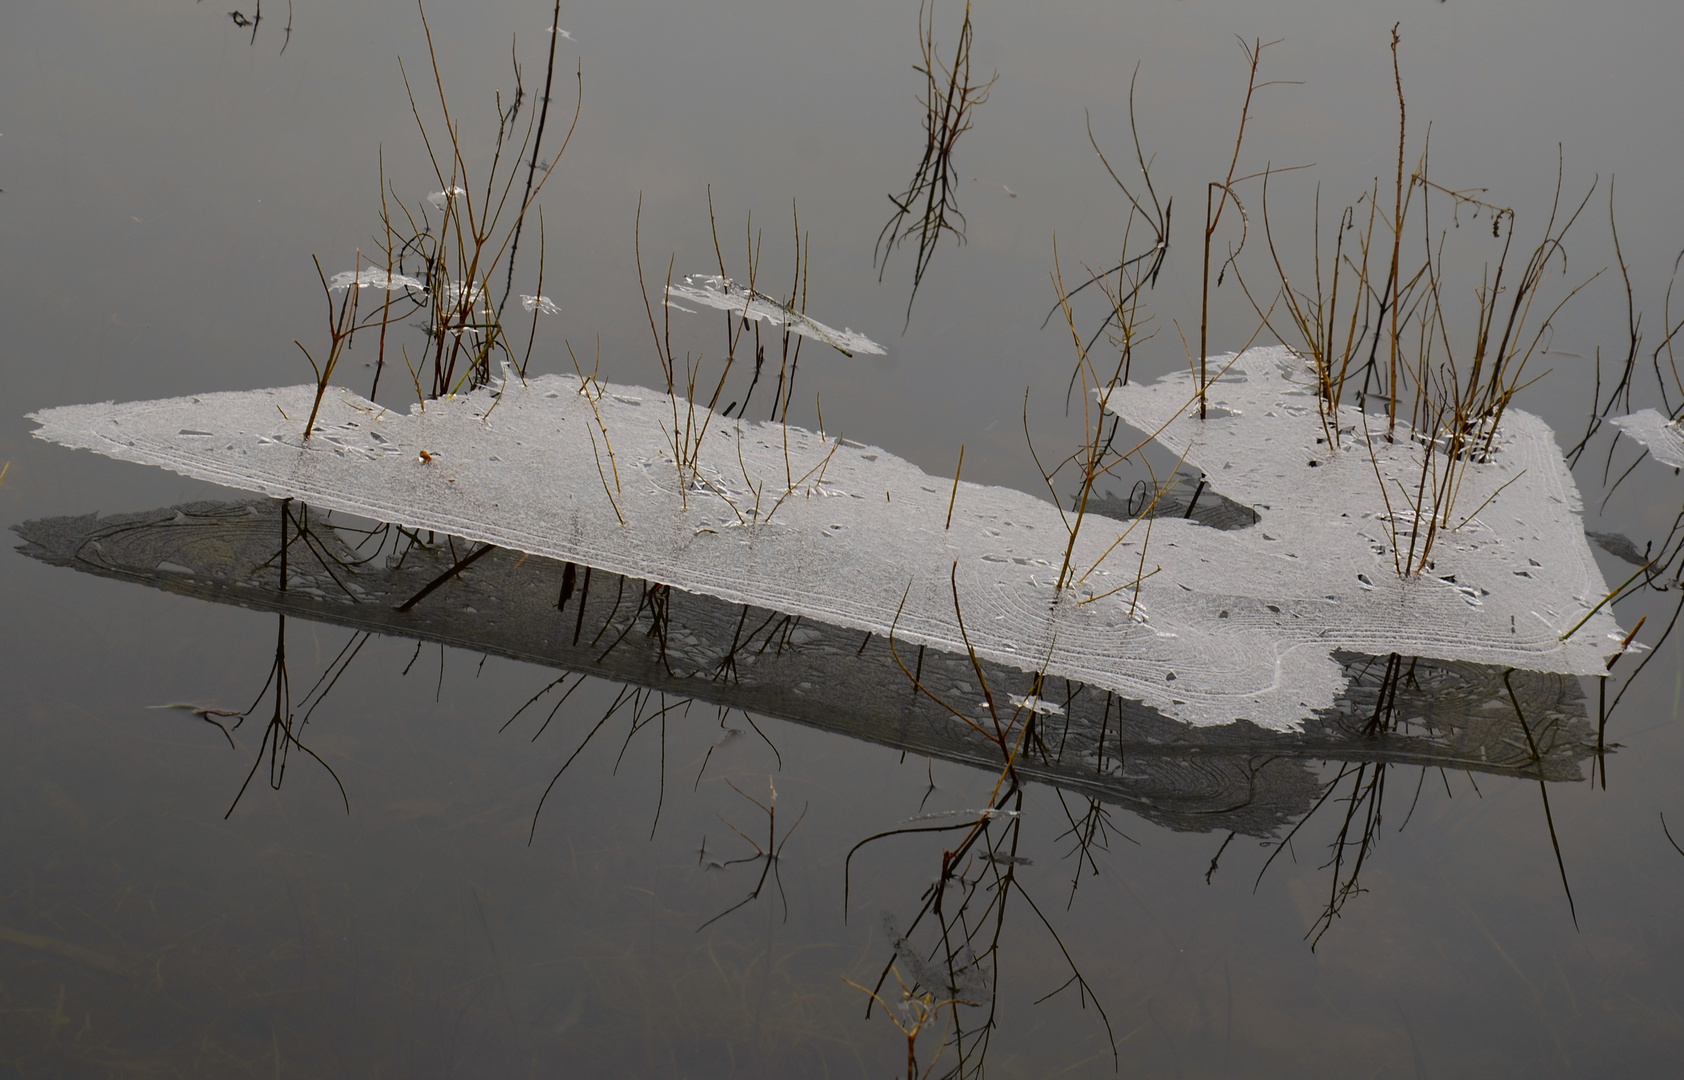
[876,0,996,326]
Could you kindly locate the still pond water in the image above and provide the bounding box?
[4,0,1684,1075]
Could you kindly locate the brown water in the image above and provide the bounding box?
[4,0,1684,1075]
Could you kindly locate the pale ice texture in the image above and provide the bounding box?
[427,186,467,211]
[521,294,560,315]
[1007,694,1065,717]
[665,274,886,356]
[438,279,486,311]
[1611,409,1684,469]
[328,268,426,293]
[26,347,1619,730]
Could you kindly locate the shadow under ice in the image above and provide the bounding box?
[13,498,1594,841]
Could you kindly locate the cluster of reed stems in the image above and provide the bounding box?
[296,0,579,439]
[1217,28,1597,577]
[837,568,1119,1076]
[876,0,996,326]
[637,193,849,523]
[1563,181,1684,782]
[1045,30,1600,586]
[1021,71,1209,608]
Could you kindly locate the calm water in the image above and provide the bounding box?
[4,0,1684,1075]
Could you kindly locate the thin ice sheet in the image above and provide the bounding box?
[27,347,1620,729]
[1611,409,1684,469]
[665,275,886,356]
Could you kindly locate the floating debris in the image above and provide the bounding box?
[427,186,467,212]
[664,274,886,357]
[902,808,1021,824]
[25,348,1620,730]
[437,279,486,311]
[328,268,426,292]
[521,294,560,315]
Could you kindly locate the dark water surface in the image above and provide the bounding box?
[4,0,1684,1076]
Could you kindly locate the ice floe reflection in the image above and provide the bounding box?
[10,496,1608,1071]
[13,499,1597,840]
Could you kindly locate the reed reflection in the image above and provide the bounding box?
[13,498,1598,1076]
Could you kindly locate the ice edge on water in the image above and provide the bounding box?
[25,347,1620,731]
[1611,408,1684,470]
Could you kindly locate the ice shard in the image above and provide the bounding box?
[1611,408,1684,469]
[664,274,886,356]
[328,268,426,292]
